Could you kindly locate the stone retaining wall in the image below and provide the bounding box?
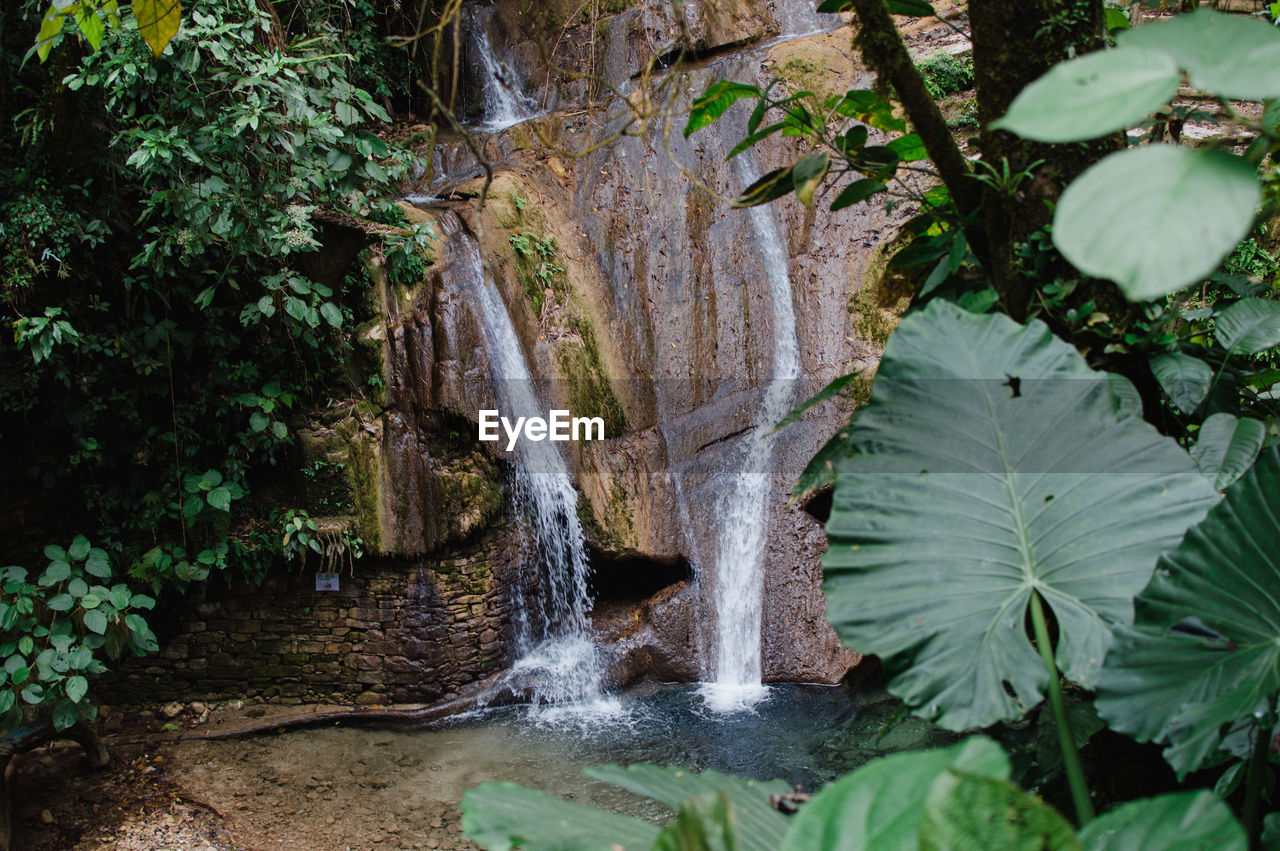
[102,530,521,706]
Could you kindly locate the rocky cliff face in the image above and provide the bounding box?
[310,0,912,690]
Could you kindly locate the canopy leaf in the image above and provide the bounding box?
[1053,146,1259,302]
[1096,448,1280,776]
[1190,414,1266,491]
[460,782,659,851]
[992,48,1180,143]
[1119,9,1280,101]
[1077,791,1246,850]
[1215,298,1280,355]
[779,737,1008,851]
[1150,353,1212,415]
[823,301,1218,729]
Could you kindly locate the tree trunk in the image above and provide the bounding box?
[968,0,1127,322]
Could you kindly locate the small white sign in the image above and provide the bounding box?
[315,573,340,591]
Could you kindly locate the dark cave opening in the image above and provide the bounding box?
[587,548,693,607]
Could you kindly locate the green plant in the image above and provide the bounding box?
[1,536,157,733]
[1,0,423,601]
[916,52,974,99]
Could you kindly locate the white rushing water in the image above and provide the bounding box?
[700,151,801,713]
[773,0,841,40]
[452,227,611,716]
[467,8,539,132]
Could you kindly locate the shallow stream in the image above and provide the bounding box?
[171,684,952,849]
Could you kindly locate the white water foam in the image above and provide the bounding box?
[699,149,801,714]
[467,8,540,132]
[452,226,615,721]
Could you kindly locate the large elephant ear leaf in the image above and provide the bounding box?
[460,782,660,850]
[1095,447,1280,777]
[1077,790,1246,851]
[585,764,791,851]
[823,300,1219,730]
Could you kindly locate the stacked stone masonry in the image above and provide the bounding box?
[102,532,521,706]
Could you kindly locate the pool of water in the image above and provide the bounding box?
[172,683,954,848]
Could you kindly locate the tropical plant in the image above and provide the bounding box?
[1,536,157,733]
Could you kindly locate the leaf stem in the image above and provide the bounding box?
[1030,591,1094,825]
[1243,715,1275,851]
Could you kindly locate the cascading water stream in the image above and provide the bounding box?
[466,7,540,132]
[449,222,608,714]
[699,149,802,713]
[773,0,840,40]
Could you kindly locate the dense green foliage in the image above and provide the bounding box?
[0,0,427,727]
[1,536,156,731]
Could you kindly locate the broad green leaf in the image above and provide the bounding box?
[1053,146,1259,302]
[735,166,795,208]
[35,5,66,62]
[1096,448,1280,777]
[335,101,360,126]
[85,548,110,578]
[47,594,74,612]
[65,675,88,704]
[1104,7,1130,31]
[43,544,66,563]
[1191,414,1266,490]
[920,771,1080,851]
[1078,790,1245,850]
[886,0,934,15]
[320,302,343,328]
[80,593,101,609]
[52,699,78,731]
[83,609,109,635]
[652,792,738,851]
[773,372,862,432]
[460,782,660,850]
[207,486,232,512]
[887,134,927,162]
[587,765,790,851]
[993,47,1179,143]
[1215,298,1280,354]
[74,7,105,51]
[1119,9,1280,101]
[823,300,1219,729]
[183,494,204,519]
[779,737,1008,851]
[134,0,182,58]
[685,81,761,137]
[831,179,884,212]
[1264,813,1280,851]
[68,535,90,561]
[42,560,71,585]
[1150,352,1212,414]
[1035,695,1104,777]
[792,153,829,208]
[68,577,88,597]
[70,645,92,669]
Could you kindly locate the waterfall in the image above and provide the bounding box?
[466,7,539,132]
[450,224,607,712]
[774,0,839,39]
[700,150,801,713]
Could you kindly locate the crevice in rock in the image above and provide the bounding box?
[630,34,762,80]
[801,486,832,524]
[587,548,692,610]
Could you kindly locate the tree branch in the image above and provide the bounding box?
[847,0,986,260]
